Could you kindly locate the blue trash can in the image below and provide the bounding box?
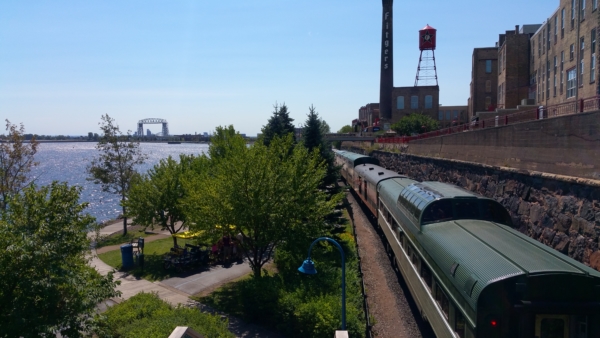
[120,244,134,270]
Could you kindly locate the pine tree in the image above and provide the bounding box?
[261,103,296,147]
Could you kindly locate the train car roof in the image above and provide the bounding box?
[355,164,407,186]
[334,150,380,167]
[420,219,600,312]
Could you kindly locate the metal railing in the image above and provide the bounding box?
[376,95,600,144]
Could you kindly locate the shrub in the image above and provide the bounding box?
[97,293,234,338]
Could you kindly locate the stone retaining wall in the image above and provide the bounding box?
[343,146,600,271]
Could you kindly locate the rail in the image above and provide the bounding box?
[376,95,600,144]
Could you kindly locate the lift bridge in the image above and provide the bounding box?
[137,118,169,137]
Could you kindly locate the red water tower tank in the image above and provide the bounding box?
[419,24,436,51]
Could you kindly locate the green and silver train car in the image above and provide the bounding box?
[377,180,600,338]
[333,149,380,192]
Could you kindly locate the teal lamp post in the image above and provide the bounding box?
[298,237,346,330]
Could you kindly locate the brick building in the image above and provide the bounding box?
[531,0,600,108]
[498,25,541,109]
[391,85,440,124]
[469,48,498,120]
[355,103,379,131]
[437,105,468,128]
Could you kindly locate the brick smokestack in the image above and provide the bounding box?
[380,0,394,121]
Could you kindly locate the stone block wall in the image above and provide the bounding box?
[344,146,600,271]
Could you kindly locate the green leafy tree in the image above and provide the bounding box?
[391,113,439,136]
[0,120,39,210]
[184,130,342,278]
[125,154,208,248]
[260,103,296,147]
[337,125,353,133]
[88,114,147,236]
[0,183,120,337]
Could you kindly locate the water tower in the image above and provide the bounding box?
[414,24,438,86]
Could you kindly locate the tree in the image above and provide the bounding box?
[337,125,353,133]
[88,114,146,236]
[0,182,120,337]
[125,154,208,248]
[301,105,339,191]
[184,130,342,278]
[260,103,296,147]
[0,120,39,210]
[390,113,439,136]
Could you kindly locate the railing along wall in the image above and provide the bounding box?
[376,96,600,144]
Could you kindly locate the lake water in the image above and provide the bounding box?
[30,142,209,223]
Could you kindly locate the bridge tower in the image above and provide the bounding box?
[379,0,394,124]
[414,24,438,86]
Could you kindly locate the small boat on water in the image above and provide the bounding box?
[167,141,182,144]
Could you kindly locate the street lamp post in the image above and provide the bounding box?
[298,237,346,330]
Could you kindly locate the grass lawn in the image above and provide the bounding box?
[97,236,198,281]
[95,225,154,249]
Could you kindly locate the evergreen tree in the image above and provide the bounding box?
[301,105,339,192]
[261,103,296,147]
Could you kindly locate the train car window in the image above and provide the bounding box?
[420,263,433,290]
[453,199,480,220]
[411,250,419,266]
[434,283,450,319]
[479,200,512,226]
[422,200,454,224]
[399,232,405,248]
[455,310,466,338]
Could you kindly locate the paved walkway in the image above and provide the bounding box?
[89,220,282,337]
[90,221,252,305]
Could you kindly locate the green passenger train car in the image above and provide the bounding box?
[335,150,600,338]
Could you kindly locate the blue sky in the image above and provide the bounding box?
[0,0,559,136]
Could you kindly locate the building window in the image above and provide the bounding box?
[561,8,565,37]
[539,36,542,57]
[446,111,451,120]
[554,75,557,96]
[580,60,585,86]
[591,54,596,82]
[561,51,565,93]
[485,80,491,92]
[453,110,459,119]
[572,0,576,28]
[570,44,575,60]
[425,95,433,109]
[543,28,546,53]
[438,111,444,120]
[554,15,558,42]
[485,96,491,109]
[411,95,418,109]
[397,96,404,109]
[582,0,586,19]
[554,56,558,73]
[547,22,551,47]
[567,67,577,97]
[485,60,492,73]
[594,0,598,11]
[593,29,597,54]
